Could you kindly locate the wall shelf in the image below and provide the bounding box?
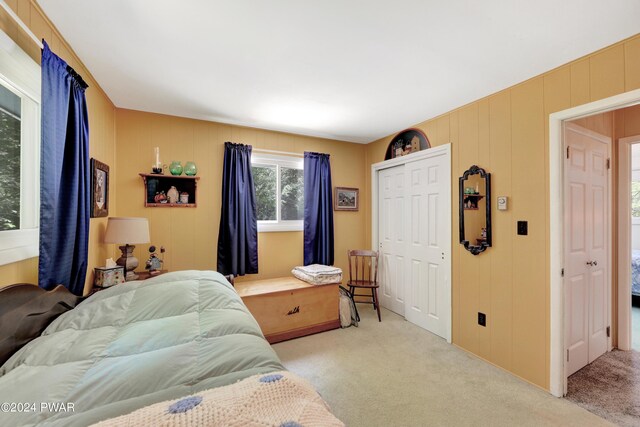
[462,194,484,210]
[139,173,200,207]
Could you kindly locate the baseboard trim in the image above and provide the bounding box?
[266,319,341,344]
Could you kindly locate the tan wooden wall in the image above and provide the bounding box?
[115,109,367,282]
[364,34,640,390]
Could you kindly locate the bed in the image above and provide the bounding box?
[0,271,341,426]
[633,250,640,297]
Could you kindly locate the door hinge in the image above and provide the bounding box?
[567,349,569,362]
[566,146,570,159]
[606,158,611,169]
[561,268,564,277]
[606,326,610,337]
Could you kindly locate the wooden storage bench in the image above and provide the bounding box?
[235,277,340,344]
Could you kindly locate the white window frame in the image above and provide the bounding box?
[0,29,41,266]
[251,152,303,232]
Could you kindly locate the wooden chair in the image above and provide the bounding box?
[346,249,381,322]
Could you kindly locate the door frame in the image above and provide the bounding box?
[550,88,640,397]
[562,122,612,377]
[371,143,452,343]
[617,134,640,351]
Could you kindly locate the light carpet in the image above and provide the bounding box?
[567,349,640,427]
[274,307,612,427]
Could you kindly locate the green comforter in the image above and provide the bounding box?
[0,271,284,426]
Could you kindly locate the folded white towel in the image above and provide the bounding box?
[293,264,342,277]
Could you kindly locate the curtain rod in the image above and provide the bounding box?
[0,0,44,49]
[252,148,304,158]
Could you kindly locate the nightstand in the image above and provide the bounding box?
[134,270,168,280]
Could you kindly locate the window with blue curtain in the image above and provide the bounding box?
[303,151,334,265]
[38,40,90,296]
[217,142,259,276]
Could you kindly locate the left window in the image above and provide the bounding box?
[0,30,41,266]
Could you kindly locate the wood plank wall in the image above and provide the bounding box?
[115,109,367,282]
[364,34,640,390]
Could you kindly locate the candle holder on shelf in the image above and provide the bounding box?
[151,147,165,174]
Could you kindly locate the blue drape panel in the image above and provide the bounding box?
[38,41,90,296]
[303,152,334,265]
[217,142,258,276]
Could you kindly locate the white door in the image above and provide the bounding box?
[565,123,610,377]
[378,164,406,315]
[404,157,451,339]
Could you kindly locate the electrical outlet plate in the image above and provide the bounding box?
[478,312,486,327]
[497,196,507,210]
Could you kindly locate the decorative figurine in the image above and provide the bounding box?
[167,186,179,204]
[145,245,164,275]
[154,191,167,203]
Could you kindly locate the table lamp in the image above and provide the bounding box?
[104,217,150,281]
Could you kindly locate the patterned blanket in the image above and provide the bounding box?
[91,371,344,427]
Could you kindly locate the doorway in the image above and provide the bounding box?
[559,106,640,426]
[372,144,452,342]
[630,143,640,351]
[549,87,640,398]
[619,134,640,352]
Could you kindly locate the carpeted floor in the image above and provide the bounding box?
[567,349,640,427]
[273,307,612,427]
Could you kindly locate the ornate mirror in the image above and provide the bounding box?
[459,165,491,255]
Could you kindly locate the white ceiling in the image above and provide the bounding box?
[38,1,640,143]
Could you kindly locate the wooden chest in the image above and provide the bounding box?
[235,277,340,344]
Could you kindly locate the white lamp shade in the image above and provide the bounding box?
[104,217,150,244]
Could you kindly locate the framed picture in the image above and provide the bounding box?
[91,158,109,218]
[335,187,359,211]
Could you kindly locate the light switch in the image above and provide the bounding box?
[497,196,508,211]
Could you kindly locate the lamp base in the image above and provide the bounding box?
[116,244,139,281]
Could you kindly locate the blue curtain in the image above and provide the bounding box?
[303,152,334,265]
[38,41,90,296]
[217,142,258,276]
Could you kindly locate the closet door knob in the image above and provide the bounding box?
[586,261,598,266]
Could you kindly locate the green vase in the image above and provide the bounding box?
[184,161,197,176]
[169,161,183,176]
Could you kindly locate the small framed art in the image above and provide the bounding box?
[91,158,109,218]
[335,187,359,211]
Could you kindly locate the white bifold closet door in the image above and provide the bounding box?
[377,151,451,340]
[378,164,406,316]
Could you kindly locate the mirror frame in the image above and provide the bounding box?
[459,165,492,255]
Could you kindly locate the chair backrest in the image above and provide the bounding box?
[347,249,379,285]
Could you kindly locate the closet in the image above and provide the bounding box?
[372,144,452,341]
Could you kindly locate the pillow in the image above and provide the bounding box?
[0,284,81,366]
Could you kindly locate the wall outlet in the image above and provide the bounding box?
[478,312,486,327]
[517,221,528,235]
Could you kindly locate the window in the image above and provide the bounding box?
[0,30,40,266]
[0,84,21,231]
[252,153,303,232]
